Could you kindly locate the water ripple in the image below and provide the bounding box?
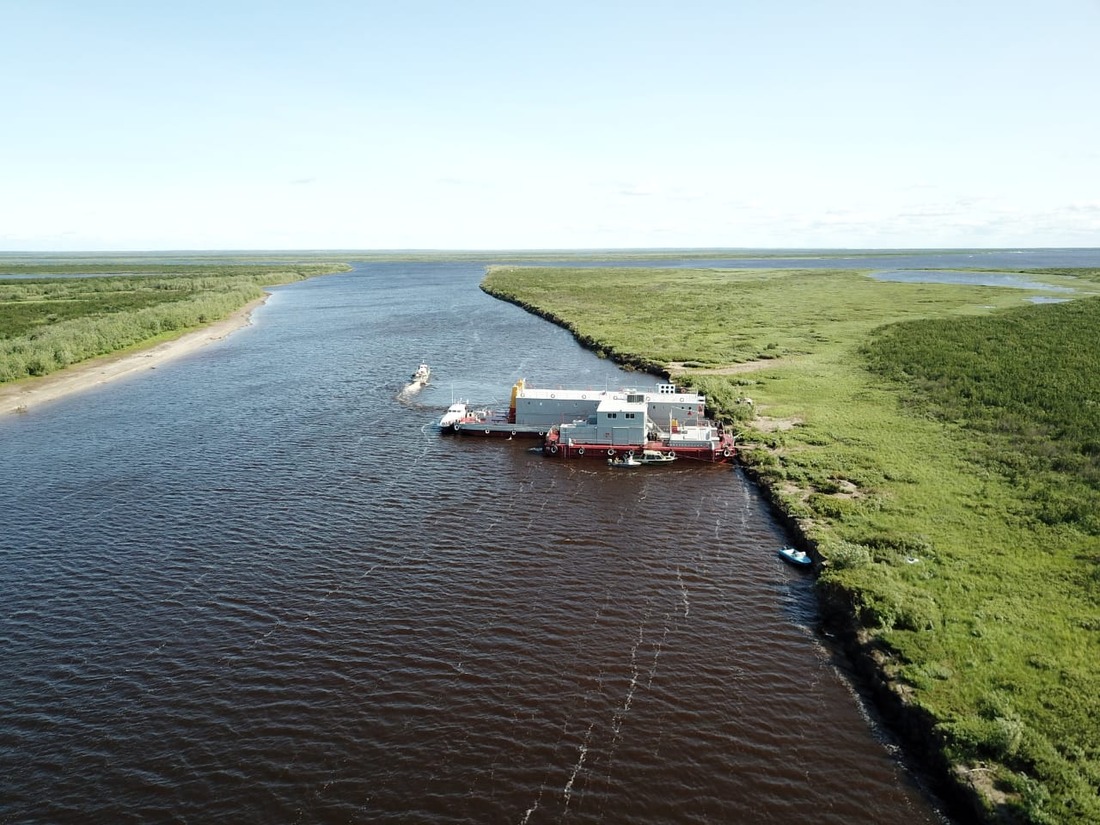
[0,262,946,824]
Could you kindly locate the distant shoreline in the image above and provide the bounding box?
[0,295,268,417]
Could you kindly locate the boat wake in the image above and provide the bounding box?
[562,724,594,806]
[396,363,431,401]
[676,566,690,619]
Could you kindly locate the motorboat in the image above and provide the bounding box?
[410,364,431,385]
[778,546,813,567]
[608,454,642,468]
[637,449,676,465]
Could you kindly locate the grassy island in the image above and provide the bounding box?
[0,259,349,384]
[482,264,1100,824]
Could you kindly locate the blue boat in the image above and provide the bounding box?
[778,546,812,568]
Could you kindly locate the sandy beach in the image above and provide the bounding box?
[0,295,268,417]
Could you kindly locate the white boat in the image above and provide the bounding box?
[410,363,431,385]
[777,546,812,567]
[608,449,675,468]
[438,401,469,431]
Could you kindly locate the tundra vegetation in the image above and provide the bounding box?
[0,262,348,383]
[482,264,1100,825]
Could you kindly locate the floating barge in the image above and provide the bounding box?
[542,386,734,463]
[442,379,735,463]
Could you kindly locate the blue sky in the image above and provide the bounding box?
[2,1,1099,250]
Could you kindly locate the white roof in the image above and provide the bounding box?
[518,385,704,403]
[596,397,647,413]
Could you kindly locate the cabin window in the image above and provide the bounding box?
[625,412,636,419]
[607,413,617,418]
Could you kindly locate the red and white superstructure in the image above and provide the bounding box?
[540,383,735,463]
[442,379,735,463]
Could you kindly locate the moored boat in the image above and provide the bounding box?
[541,389,735,463]
[637,449,676,465]
[453,414,546,438]
[777,546,813,567]
[449,378,547,438]
[607,449,677,467]
[608,454,642,468]
[438,401,472,432]
[435,377,735,461]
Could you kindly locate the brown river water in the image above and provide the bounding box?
[0,260,962,823]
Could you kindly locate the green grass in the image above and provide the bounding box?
[482,265,1087,364]
[0,288,196,340]
[864,298,1100,530]
[0,262,348,382]
[482,264,1100,824]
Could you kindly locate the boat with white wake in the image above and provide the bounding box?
[410,363,431,385]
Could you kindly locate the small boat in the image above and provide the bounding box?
[777,546,812,567]
[637,449,676,465]
[608,454,642,468]
[410,363,431,385]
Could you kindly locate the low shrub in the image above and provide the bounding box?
[1,263,345,383]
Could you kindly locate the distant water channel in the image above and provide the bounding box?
[869,269,1078,292]
[15,253,1093,823]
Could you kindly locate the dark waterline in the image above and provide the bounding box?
[0,260,965,823]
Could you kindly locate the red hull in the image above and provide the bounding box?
[542,432,735,463]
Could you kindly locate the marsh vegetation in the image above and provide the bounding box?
[482,264,1100,824]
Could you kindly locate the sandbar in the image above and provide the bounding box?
[0,295,268,417]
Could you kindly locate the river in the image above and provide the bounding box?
[0,257,998,823]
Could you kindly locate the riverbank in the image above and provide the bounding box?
[481,264,1100,825]
[0,295,266,416]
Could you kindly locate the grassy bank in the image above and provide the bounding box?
[482,264,1100,824]
[0,262,348,383]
